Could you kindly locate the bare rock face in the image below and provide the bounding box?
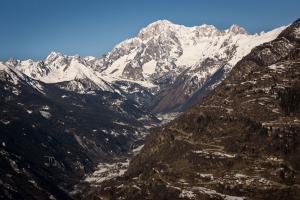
[122,62,144,80]
[229,24,249,35]
[86,18,300,200]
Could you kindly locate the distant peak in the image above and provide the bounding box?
[137,19,175,40]
[229,24,249,35]
[150,19,173,26]
[198,24,219,31]
[7,57,17,63]
[6,57,19,66]
[49,51,63,57]
[45,51,64,62]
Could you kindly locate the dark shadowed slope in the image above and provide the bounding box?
[0,64,158,199]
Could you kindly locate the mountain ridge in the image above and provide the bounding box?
[3,20,286,114]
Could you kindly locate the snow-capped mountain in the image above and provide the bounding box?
[0,62,46,94]
[5,20,286,113]
[98,20,285,80]
[6,53,115,94]
[97,20,285,113]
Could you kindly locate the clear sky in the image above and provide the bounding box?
[0,0,299,61]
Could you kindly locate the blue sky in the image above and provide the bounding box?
[0,0,299,61]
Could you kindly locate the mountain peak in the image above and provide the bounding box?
[137,20,175,40]
[44,52,64,63]
[198,24,220,33]
[229,24,249,35]
[6,57,19,66]
[150,19,173,26]
[49,51,62,56]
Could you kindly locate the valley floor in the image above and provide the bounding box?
[73,113,181,198]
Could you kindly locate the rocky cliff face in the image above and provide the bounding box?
[86,18,300,200]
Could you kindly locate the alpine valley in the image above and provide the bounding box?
[1,18,299,200]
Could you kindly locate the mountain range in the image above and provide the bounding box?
[0,19,297,199]
[4,20,285,113]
